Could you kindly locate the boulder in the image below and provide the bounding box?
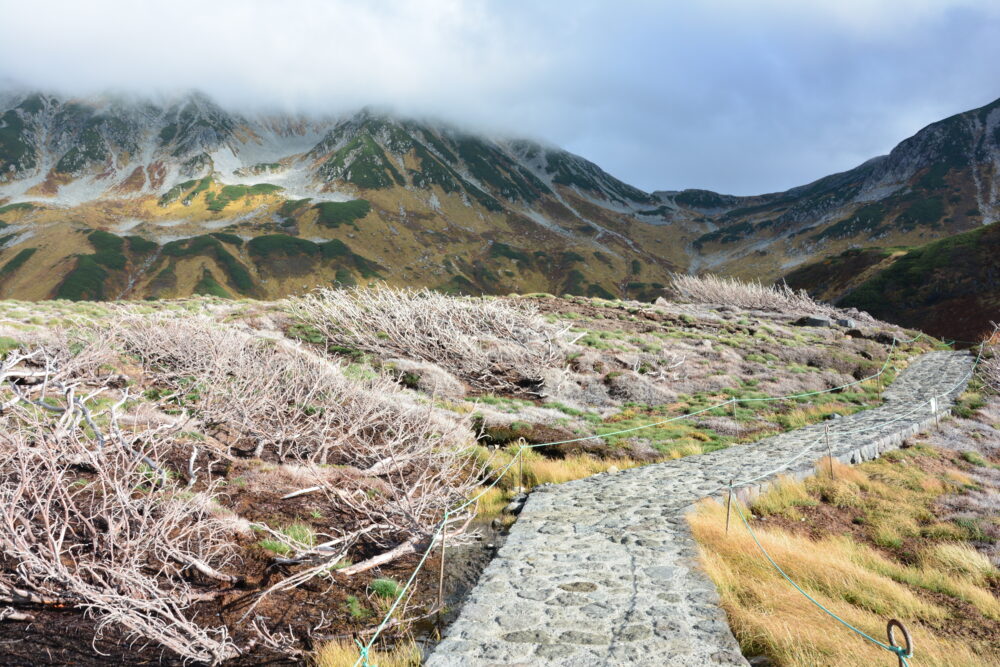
[794,315,832,328]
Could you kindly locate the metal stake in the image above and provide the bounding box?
[825,423,834,478]
[437,521,447,611]
[725,480,734,534]
[931,396,939,428]
[518,444,524,493]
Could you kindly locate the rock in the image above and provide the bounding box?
[794,316,832,327]
[505,494,528,515]
[607,465,620,475]
[654,296,670,307]
[835,318,857,328]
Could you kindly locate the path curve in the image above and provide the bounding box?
[427,350,975,666]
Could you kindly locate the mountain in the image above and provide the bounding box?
[1,89,999,324]
[0,91,691,302]
[783,224,1000,341]
[655,96,1000,280]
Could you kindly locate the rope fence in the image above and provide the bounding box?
[351,332,985,666]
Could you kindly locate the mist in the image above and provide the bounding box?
[2,0,999,194]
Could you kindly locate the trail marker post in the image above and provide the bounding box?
[825,423,834,478]
[725,480,734,534]
[437,521,447,611]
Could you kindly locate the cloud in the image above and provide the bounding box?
[1,0,999,194]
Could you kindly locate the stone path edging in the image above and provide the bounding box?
[426,351,974,666]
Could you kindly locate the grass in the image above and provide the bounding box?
[259,522,316,556]
[690,445,1000,666]
[314,639,419,667]
[369,578,403,600]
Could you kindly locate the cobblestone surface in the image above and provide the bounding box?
[427,351,974,666]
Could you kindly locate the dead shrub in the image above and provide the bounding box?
[668,273,837,316]
[290,285,566,394]
[0,351,240,663]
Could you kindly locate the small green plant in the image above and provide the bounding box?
[369,578,403,600]
[344,595,371,620]
[961,451,988,466]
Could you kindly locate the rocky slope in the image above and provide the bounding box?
[657,96,1000,280]
[0,91,693,302]
[785,223,1000,341]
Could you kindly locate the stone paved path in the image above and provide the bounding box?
[427,351,975,666]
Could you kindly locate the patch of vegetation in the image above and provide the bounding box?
[369,578,404,600]
[55,122,109,174]
[125,236,158,255]
[490,242,531,263]
[313,199,371,228]
[0,110,38,172]
[672,189,733,209]
[210,232,243,246]
[206,183,283,212]
[193,270,232,299]
[691,442,1000,665]
[162,235,254,294]
[247,234,321,258]
[318,134,404,189]
[840,222,999,337]
[279,198,312,218]
[409,144,462,192]
[0,202,37,216]
[812,203,887,242]
[0,247,37,278]
[895,196,945,230]
[57,255,108,300]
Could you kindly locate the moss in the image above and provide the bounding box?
[0,247,37,277]
[313,199,371,228]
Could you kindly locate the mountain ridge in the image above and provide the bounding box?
[1,90,999,317]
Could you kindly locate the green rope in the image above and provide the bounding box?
[731,490,912,664]
[354,638,375,667]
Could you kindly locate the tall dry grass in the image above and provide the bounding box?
[690,500,1000,666]
[668,273,838,316]
[313,639,420,667]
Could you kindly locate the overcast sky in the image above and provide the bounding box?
[2,0,999,195]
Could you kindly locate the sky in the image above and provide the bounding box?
[2,0,999,195]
